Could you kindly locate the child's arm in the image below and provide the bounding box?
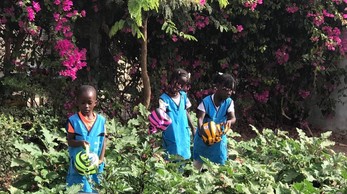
[98,136,107,164]
[67,133,89,148]
[186,111,195,136]
[196,109,206,132]
[225,111,236,129]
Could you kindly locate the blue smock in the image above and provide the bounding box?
[193,95,232,165]
[66,113,106,193]
[160,91,191,160]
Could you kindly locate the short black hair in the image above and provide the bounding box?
[168,68,190,84]
[213,73,236,90]
[77,85,97,98]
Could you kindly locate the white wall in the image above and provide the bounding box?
[308,55,347,134]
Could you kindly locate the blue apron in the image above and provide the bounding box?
[193,95,232,165]
[66,113,106,193]
[160,91,191,160]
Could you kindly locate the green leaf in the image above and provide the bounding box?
[109,20,126,38]
[218,0,229,8]
[292,180,319,194]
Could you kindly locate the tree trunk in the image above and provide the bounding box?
[140,15,151,109]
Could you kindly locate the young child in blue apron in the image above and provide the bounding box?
[193,73,236,171]
[159,68,195,160]
[66,85,107,193]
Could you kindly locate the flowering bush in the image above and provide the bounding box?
[1,0,347,129]
[143,0,347,128]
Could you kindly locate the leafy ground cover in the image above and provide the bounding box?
[1,105,346,193]
[233,123,347,155]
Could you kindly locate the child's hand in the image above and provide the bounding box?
[82,141,90,149]
[224,120,233,130]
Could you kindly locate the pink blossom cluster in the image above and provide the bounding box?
[199,0,206,6]
[236,25,244,32]
[331,0,347,4]
[254,90,269,103]
[192,60,201,68]
[275,46,289,65]
[129,64,139,76]
[113,52,123,63]
[52,0,88,80]
[194,13,209,30]
[298,89,310,99]
[286,4,299,14]
[55,39,87,80]
[307,12,325,27]
[321,26,343,51]
[172,35,178,42]
[26,1,41,21]
[220,63,229,69]
[243,0,263,11]
[13,1,42,36]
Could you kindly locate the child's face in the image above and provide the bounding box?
[169,76,189,94]
[216,86,233,100]
[77,90,97,116]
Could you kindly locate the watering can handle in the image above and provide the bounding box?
[85,144,90,155]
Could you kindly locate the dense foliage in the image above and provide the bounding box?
[1,1,347,193]
[1,0,347,128]
[1,105,346,193]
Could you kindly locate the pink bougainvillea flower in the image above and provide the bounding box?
[286,4,299,13]
[323,9,334,18]
[18,1,24,7]
[194,14,209,29]
[236,25,243,32]
[244,0,262,11]
[310,36,319,42]
[172,35,178,42]
[62,0,73,11]
[81,10,86,17]
[0,17,7,24]
[299,90,310,99]
[221,63,229,69]
[113,53,123,63]
[27,6,35,21]
[275,47,289,65]
[32,1,41,12]
[53,13,60,21]
[54,0,61,5]
[199,0,206,6]
[254,90,269,103]
[313,15,324,26]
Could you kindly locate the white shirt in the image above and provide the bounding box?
[197,94,234,113]
[159,94,192,112]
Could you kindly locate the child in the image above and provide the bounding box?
[193,73,236,170]
[159,68,195,160]
[66,85,107,193]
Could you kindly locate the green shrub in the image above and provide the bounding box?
[5,105,347,193]
[0,114,22,190]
